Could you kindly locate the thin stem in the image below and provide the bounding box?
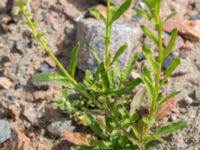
[151,19,163,113]
[105,0,111,70]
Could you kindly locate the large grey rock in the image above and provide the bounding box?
[76,18,141,72]
[0,120,11,144]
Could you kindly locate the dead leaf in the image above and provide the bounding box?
[156,98,176,119]
[130,87,146,116]
[64,131,91,146]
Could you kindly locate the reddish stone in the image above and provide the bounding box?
[164,19,200,42]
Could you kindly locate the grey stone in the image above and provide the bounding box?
[47,120,75,138]
[0,120,11,144]
[76,18,141,72]
[39,64,54,73]
[15,38,30,54]
[194,88,200,101]
[162,55,173,71]
[23,105,38,123]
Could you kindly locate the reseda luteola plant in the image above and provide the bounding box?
[15,0,187,149]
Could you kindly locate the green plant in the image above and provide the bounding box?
[15,0,187,149]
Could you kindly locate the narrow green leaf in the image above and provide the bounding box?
[163,12,177,24]
[142,66,152,82]
[89,7,106,22]
[163,29,177,59]
[86,114,108,140]
[111,44,127,65]
[136,9,151,21]
[83,70,94,87]
[94,62,104,79]
[121,53,138,82]
[158,91,180,106]
[32,73,73,87]
[145,134,166,145]
[112,78,142,96]
[101,71,110,92]
[114,62,120,79]
[70,42,80,78]
[107,69,115,88]
[110,0,132,24]
[155,120,187,137]
[142,44,157,74]
[161,58,180,85]
[90,46,101,64]
[141,25,159,45]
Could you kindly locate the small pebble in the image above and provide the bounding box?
[47,120,75,138]
[0,77,13,89]
[0,120,11,144]
[194,88,200,101]
[162,55,173,70]
[184,96,193,105]
[15,38,30,54]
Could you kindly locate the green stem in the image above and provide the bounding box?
[105,0,111,70]
[151,19,163,113]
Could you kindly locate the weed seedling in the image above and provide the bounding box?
[15,0,187,149]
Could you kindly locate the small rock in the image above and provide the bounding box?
[42,105,64,123]
[33,90,53,101]
[15,38,30,54]
[33,85,62,101]
[8,105,21,121]
[0,120,11,144]
[191,99,200,106]
[137,52,145,61]
[162,55,173,70]
[184,41,194,51]
[23,105,38,123]
[47,120,75,138]
[62,3,82,22]
[170,115,177,121]
[180,108,188,114]
[76,18,142,72]
[183,96,193,105]
[0,77,13,89]
[0,0,8,13]
[164,19,200,42]
[37,144,47,150]
[39,64,54,73]
[44,58,56,68]
[194,88,200,101]
[188,78,200,87]
[0,14,12,24]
